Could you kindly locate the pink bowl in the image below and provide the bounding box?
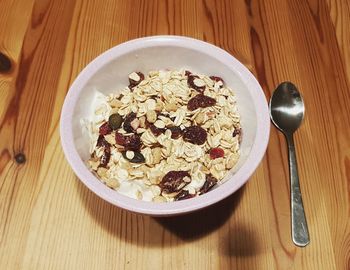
[60,36,270,216]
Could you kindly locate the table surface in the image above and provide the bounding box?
[1,0,349,269]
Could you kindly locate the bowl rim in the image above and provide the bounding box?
[60,35,270,216]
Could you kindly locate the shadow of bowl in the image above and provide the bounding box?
[154,186,245,241]
[75,177,246,246]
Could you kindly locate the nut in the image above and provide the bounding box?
[155,100,164,111]
[139,116,146,128]
[152,147,162,164]
[104,134,116,145]
[195,113,205,124]
[146,110,157,123]
[130,118,140,130]
[164,102,177,112]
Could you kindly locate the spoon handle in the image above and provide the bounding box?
[286,133,310,247]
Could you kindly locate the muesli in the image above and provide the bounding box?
[82,69,242,202]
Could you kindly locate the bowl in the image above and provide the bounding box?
[60,35,270,216]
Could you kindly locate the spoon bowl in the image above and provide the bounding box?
[270,82,305,134]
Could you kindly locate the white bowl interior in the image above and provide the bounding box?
[73,45,257,179]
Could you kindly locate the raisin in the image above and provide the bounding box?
[232,127,241,138]
[160,171,191,193]
[100,146,111,167]
[187,75,205,93]
[185,70,192,77]
[150,142,162,149]
[210,76,224,87]
[96,135,110,148]
[149,124,165,137]
[128,72,145,89]
[99,122,112,135]
[169,126,183,139]
[199,174,218,194]
[209,147,225,159]
[108,113,123,130]
[174,190,195,201]
[183,126,207,145]
[96,135,111,168]
[123,112,137,133]
[122,151,145,163]
[187,94,216,111]
[124,134,142,151]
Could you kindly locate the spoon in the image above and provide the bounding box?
[269,81,310,247]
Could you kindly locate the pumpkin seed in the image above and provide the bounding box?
[108,113,123,130]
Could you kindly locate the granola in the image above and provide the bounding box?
[83,69,242,202]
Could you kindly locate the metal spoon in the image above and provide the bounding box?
[269,81,310,247]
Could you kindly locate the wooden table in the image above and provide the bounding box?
[1,0,349,269]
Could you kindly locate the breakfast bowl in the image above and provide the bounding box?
[60,35,270,216]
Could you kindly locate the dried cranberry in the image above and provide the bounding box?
[115,132,126,145]
[187,94,216,111]
[169,126,183,139]
[210,76,224,87]
[123,112,137,133]
[128,72,145,89]
[183,126,207,145]
[199,174,218,194]
[209,147,225,159]
[149,124,165,137]
[187,75,205,92]
[174,190,195,201]
[160,171,191,193]
[99,122,112,135]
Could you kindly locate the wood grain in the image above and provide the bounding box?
[0,0,349,269]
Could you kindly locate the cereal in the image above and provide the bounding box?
[146,110,157,123]
[84,69,242,202]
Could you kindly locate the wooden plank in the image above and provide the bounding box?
[326,0,350,81]
[246,0,349,269]
[0,0,349,269]
[0,0,35,121]
[0,0,77,269]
